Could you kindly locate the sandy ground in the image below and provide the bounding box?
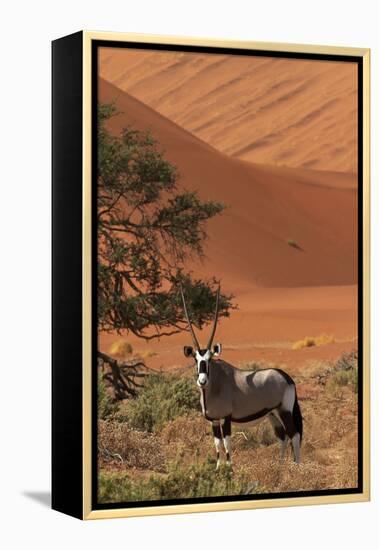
[97,74,358,376]
[99,284,357,372]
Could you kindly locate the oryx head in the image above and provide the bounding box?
[180,285,222,387]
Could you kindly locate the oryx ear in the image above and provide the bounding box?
[213,343,222,356]
[183,346,194,358]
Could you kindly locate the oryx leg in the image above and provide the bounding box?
[212,422,222,470]
[268,412,289,460]
[277,385,301,464]
[221,417,232,467]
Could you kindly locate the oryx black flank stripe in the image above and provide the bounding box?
[231,406,279,423]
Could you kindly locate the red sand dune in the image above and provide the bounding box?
[98,78,358,369]
[99,49,358,173]
[99,284,357,371]
[99,78,357,290]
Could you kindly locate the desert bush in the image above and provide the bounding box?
[98,458,252,503]
[292,333,335,350]
[233,421,276,451]
[109,340,133,359]
[335,349,358,372]
[327,367,358,394]
[326,349,358,394]
[258,422,277,446]
[159,412,210,463]
[98,374,119,420]
[126,373,200,432]
[98,420,165,471]
[160,412,208,446]
[286,238,301,249]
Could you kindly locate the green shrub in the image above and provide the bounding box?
[126,373,200,432]
[327,350,358,394]
[98,374,119,420]
[335,350,358,372]
[98,458,252,503]
[328,368,358,394]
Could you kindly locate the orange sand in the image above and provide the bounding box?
[99,49,358,173]
[97,76,358,372]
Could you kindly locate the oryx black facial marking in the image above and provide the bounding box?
[180,284,303,468]
[195,349,213,387]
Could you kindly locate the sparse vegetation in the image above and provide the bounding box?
[98,374,119,420]
[287,238,301,250]
[98,350,359,503]
[124,372,200,432]
[98,459,252,503]
[335,349,358,372]
[109,340,133,359]
[292,333,335,350]
[98,420,165,471]
[327,349,358,394]
[327,369,358,394]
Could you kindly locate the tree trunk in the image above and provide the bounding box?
[98,351,148,400]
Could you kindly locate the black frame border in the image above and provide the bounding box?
[91,39,364,512]
[52,31,84,520]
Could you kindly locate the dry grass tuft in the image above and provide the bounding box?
[98,420,165,471]
[138,349,158,359]
[108,340,133,359]
[286,238,302,250]
[292,333,335,350]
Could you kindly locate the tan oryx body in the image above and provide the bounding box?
[180,285,303,468]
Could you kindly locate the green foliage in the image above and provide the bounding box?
[327,349,358,394]
[125,372,200,432]
[98,458,252,503]
[335,349,358,372]
[97,103,234,339]
[98,374,119,420]
[328,368,358,394]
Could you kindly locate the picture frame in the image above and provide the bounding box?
[52,30,370,520]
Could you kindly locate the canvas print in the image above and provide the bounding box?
[95,45,360,507]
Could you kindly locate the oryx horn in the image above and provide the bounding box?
[180,284,200,350]
[207,285,220,350]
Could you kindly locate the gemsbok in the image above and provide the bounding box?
[180,285,303,469]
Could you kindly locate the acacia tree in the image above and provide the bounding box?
[97,104,233,396]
